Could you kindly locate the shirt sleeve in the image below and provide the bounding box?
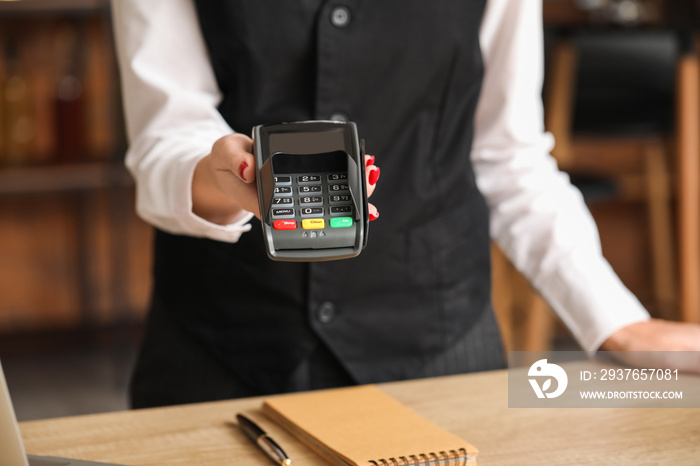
[473,0,650,351]
[111,0,254,242]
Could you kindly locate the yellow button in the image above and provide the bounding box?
[302,218,325,229]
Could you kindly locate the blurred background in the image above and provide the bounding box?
[0,0,699,421]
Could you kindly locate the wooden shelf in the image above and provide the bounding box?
[0,162,132,197]
[0,0,108,15]
[0,1,149,335]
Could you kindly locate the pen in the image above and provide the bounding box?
[236,413,293,466]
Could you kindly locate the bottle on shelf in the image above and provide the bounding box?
[1,38,35,167]
[53,21,85,164]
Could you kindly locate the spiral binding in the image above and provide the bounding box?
[369,448,469,466]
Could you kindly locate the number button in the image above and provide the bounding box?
[274,186,292,196]
[299,185,322,194]
[329,184,349,192]
[301,207,324,217]
[329,194,351,204]
[274,176,292,185]
[300,196,323,206]
[272,197,293,206]
[328,173,348,181]
[298,175,321,183]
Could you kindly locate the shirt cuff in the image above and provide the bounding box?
[539,248,651,352]
[132,148,254,243]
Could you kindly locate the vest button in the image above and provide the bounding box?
[329,112,347,122]
[317,302,336,323]
[330,6,351,28]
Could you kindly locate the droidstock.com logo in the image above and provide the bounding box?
[528,359,568,399]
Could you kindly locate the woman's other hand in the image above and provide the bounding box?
[365,154,380,221]
[601,318,700,372]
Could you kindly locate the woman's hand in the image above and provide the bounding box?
[601,318,700,372]
[365,154,380,221]
[192,133,380,225]
[192,133,259,224]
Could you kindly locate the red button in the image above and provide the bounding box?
[273,220,297,230]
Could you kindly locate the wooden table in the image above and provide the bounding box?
[19,368,700,465]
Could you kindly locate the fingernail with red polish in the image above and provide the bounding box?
[366,155,375,167]
[369,212,379,221]
[239,162,248,181]
[368,167,380,186]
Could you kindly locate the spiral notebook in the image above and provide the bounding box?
[262,385,478,466]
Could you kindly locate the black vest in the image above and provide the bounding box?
[154,0,492,393]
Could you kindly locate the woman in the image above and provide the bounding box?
[112,0,699,408]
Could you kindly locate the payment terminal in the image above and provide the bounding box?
[253,121,369,261]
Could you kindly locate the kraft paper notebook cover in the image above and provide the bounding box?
[262,385,478,466]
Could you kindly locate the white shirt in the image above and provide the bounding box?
[111,0,650,352]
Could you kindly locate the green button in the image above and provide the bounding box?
[330,217,353,228]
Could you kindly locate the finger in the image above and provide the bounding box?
[213,134,256,184]
[368,202,379,222]
[236,140,255,183]
[214,170,260,218]
[210,135,260,216]
[229,179,260,217]
[365,164,380,198]
[365,154,375,167]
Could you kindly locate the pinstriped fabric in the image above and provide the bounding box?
[130,295,354,409]
[421,306,506,378]
[130,296,503,409]
[273,305,505,391]
[130,296,257,408]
